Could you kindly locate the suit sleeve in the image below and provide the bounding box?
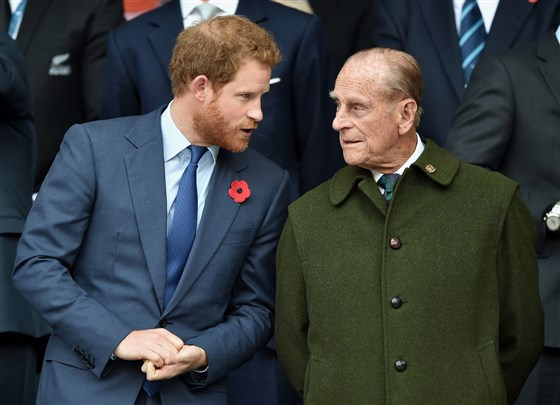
[81,0,124,121]
[497,189,544,404]
[293,16,345,194]
[275,215,309,397]
[446,55,514,168]
[12,125,132,379]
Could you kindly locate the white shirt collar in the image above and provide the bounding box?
[179,0,239,20]
[556,25,560,44]
[371,133,425,183]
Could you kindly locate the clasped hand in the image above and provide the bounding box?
[114,328,208,380]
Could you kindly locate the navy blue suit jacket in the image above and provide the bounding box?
[13,106,290,404]
[370,0,560,146]
[101,0,344,201]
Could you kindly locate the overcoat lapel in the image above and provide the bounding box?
[124,109,168,311]
[485,0,533,53]
[419,1,464,100]
[330,166,388,217]
[164,149,247,313]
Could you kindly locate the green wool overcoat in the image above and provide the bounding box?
[275,141,543,405]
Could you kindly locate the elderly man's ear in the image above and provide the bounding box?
[397,98,417,134]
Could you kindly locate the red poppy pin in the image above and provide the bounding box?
[528,0,538,3]
[228,180,251,203]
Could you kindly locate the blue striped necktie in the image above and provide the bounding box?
[459,0,486,84]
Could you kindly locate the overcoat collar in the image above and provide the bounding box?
[329,140,461,208]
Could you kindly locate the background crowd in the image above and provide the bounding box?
[0,1,558,404]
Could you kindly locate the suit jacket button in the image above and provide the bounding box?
[391,296,403,309]
[159,318,168,328]
[389,237,401,249]
[395,359,407,372]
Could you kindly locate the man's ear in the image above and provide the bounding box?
[397,98,417,134]
[191,75,212,102]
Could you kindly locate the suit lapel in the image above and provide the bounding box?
[420,1,464,100]
[236,0,266,24]
[124,109,168,311]
[164,149,248,313]
[537,34,560,109]
[485,0,533,53]
[15,0,51,52]
[147,0,183,85]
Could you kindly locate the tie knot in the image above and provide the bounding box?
[195,2,221,20]
[189,145,207,165]
[378,173,400,193]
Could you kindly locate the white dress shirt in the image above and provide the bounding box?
[161,102,219,233]
[372,134,425,196]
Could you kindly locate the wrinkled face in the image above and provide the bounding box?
[330,63,403,172]
[194,60,271,153]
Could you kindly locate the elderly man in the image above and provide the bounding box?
[275,47,543,404]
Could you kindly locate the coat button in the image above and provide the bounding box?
[389,237,401,249]
[395,360,408,372]
[391,296,403,309]
[159,318,168,328]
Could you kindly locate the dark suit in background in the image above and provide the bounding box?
[370,0,560,146]
[308,0,375,71]
[101,0,344,202]
[0,31,49,405]
[0,0,124,192]
[446,31,560,405]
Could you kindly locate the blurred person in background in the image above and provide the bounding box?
[0,0,124,194]
[370,0,560,147]
[0,31,49,405]
[447,26,560,405]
